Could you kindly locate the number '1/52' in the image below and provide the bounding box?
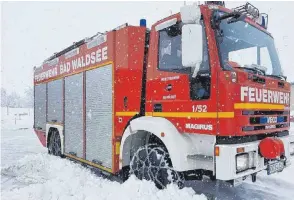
[192,105,207,112]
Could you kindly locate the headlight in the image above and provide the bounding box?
[236,153,249,172]
[290,142,294,156]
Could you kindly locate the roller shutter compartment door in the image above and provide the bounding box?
[34,83,47,131]
[64,73,83,158]
[47,79,63,123]
[86,64,113,168]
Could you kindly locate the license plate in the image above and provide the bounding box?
[267,161,284,175]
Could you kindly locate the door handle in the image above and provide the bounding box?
[153,103,162,112]
[166,84,172,91]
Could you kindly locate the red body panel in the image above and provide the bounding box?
[34,25,146,173]
[114,27,146,138]
[34,130,46,147]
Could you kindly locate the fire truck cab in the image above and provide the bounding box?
[34,2,294,188]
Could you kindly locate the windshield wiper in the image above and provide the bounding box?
[265,74,287,81]
[235,67,287,81]
[234,67,265,75]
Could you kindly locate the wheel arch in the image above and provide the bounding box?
[119,116,193,172]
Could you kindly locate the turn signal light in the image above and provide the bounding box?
[215,146,220,156]
[237,147,245,154]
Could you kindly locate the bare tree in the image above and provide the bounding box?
[1,88,9,115]
[24,87,34,108]
[1,88,21,114]
[7,92,21,108]
[1,87,33,115]
[1,88,7,106]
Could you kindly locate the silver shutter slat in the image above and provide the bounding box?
[64,73,83,158]
[47,79,63,123]
[86,64,113,168]
[34,84,47,130]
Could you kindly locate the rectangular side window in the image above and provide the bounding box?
[158,24,183,71]
[158,22,209,73]
[157,21,211,100]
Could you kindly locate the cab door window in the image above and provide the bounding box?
[157,22,210,100]
[158,26,183,71]
[158,23,191,73]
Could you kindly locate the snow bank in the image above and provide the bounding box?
[1,154,206,200]
[1,108,206,199]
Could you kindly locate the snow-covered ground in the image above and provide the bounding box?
[1,108,294,200]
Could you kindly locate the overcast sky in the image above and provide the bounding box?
[1,1,294,95]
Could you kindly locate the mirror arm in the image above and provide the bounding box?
[211,11,241,29]
[283,75,287,81]
[192,63,201,78]
[219,12,241,21]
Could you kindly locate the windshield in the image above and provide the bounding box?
[217,16,283,76]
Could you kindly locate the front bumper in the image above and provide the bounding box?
[215,135,291,181]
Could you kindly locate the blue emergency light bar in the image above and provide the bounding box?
[140,19,147,27]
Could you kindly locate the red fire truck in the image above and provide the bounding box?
[34,2,294,188]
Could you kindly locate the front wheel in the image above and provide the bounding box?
[130,144,184,189]
[48,130,62,157]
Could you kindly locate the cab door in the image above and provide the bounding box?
[146,16,218,135]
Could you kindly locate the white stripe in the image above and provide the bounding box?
[155,18,177,31]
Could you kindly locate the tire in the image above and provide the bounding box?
[48,130,62,157]
[130,144,184,189]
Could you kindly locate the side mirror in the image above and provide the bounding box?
[180,4,201,24]
[182,24,203,71]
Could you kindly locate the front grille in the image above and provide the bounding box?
[243,110,289,115]
[216,130,289,144]
[250,116,287,124]
[242,109,289,132]
[242,123,288,132]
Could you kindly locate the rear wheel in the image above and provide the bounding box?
[130,144,184,189]
[48,130,62,157]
